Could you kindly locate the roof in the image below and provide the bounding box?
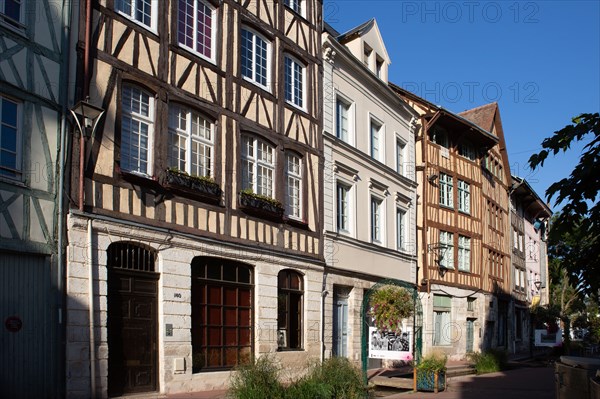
[511,175,552,218]
[458,103,498,135]
[336,18,375,43]
[323,21,340,37]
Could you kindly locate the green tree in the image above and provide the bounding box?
[529,113,600,295]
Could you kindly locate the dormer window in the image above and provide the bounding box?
[376,56,384,79]
[363,43,372,67]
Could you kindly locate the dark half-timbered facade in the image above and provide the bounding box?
[0,1,72,397]
[390,86,512,358]
[66,0,323,396]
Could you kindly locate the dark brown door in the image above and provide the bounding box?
[108,269,158,396]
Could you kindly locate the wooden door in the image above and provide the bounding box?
[333,295,348,357]
[466,319,475,353]
[108,269,158,396]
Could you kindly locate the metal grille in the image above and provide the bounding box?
[107,242,156,272]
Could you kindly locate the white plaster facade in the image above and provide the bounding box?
[321,20,419,365]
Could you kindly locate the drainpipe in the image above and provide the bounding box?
[88,219,96,398]
[58,0,73,397]
[80,0,92,211]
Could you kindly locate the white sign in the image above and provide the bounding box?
[368,326,413,361]
[534,329,562,347]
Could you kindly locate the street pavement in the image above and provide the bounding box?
[382,364,555,399]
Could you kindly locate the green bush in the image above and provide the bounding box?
[468,349,508,374]
[228,356,369,399]
[416,352,447,373]
[228,356,285,399]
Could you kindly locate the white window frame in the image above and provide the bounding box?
[370,116,383,162]
[336,181,352,234]
[240,27,270,91]
[439,231,454,269]
[0,0,24,28]
[439,173,453,208]
[396,136,406,176]
[115,0,158,32]
[370,195,384,244]
[286,153,302,220]
[177,0,216,63]
[433,295,452,346]
[458,235,471,272]
[284,54,305,110]
[283,0,304,16]
[335,95,353,144]
[241,135,275,198]
[396,207,407,252]
[168,104,214,177]
[0,94,22,180]
[120,84,155,176]
[458,179,470,214]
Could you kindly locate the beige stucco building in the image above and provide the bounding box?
[321,20,419,366]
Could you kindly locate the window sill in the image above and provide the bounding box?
[458,210,471,216]
[0,16,27,36]
[241,76,271,95]
[177,43,216,66]
[285,217,310,230]
[285,100,307,114]
[120,170,161,189]
[163,170,223,206]
[439,204,454,211]
[114,10,158,38]
[277,348,305,352]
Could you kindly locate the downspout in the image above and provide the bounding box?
[88,219,96,398]
[421,114,430,294]
[58,0,74,397]
[83,0,94,396]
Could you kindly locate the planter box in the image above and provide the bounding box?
[239,192,284,221]
[165,170,222,204]
[416,370,446,392]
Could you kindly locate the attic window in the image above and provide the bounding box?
[376,56,384,78]
[363,43,372,67]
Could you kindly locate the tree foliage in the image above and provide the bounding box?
[529,113,600,295]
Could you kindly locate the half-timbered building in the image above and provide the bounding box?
[321,20,419,366]
[509,175,551,353]
[65,0,323,396]
[0,1,72,397]
[389,88,513,358]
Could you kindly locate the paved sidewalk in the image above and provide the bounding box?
[384,365,555,399]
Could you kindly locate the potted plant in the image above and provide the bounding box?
[239,189,285,220]
[164,168,222,203]
[165,167,190,187]
[415,352,447,393]
[188,174,222,198]
[368,285,413,333]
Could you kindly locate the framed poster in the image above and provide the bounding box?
[368,326,413,361]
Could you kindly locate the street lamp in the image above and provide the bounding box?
[534,280,542,291]
[70,98,105,211]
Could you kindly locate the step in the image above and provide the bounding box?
[371,374,414,390]
[447,364,477,377]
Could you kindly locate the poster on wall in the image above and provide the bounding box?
[534,329,562,347]
[368,326,413,361]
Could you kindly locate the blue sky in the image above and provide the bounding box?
[325,0,600,210]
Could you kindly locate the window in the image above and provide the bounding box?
[0,95,20,179]
[284,0,303,15]
[241,28,269,89]
[458,180,470,213]
[363,43,372,66]
[459,140,476,161]
[168,104,213,177]
[515,308,523,340]
[284,55,304,108]
[397,208,406,251]
[439,173,453,208]
[458,235,471,272]
[396,138,405,175]
[335,97,351,143]
[278,269,303,350]
[1,0,22,25]
[433,295,451,346]
[371,196,383,243]
[241,135,274,198]
[376,56,384,79]
[121,84,154,175]
[286,153,302,219]
[177,0,215,61]
[467,297,475,311]
[191,258,253,371]
[429,126,449,148]
[370,118,382,161]
[439,231,454,269]
[115,0,156,29]
[336,183,351,233]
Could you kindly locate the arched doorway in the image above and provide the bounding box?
[107,242,159,396]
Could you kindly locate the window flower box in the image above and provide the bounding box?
[239,190,284,221]
[164,169,222,204]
